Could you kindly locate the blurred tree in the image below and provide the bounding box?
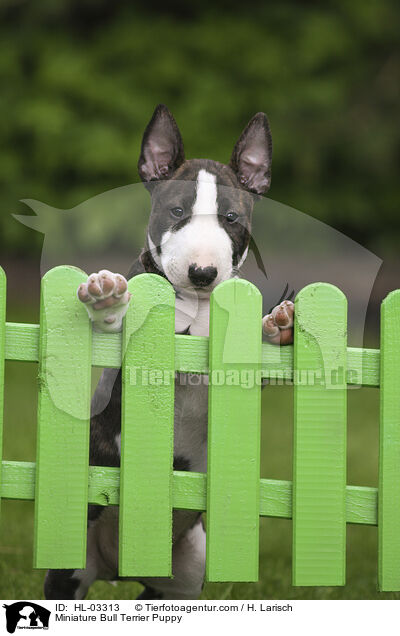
[0,0,398,256]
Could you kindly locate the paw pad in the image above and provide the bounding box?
[78,270,129,308]
[77,270,131,333]
[263,300,294,345]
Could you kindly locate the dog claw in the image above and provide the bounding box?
[77,270,131,333]
[263,300,294,345]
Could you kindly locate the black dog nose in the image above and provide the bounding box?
[188,264,218,287]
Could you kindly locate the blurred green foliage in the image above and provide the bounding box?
[0,0,399,256]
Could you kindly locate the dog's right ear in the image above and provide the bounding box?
[138,104,185,185]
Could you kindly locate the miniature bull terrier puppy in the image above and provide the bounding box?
[44,104,294,600]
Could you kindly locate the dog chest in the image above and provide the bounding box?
[175,294,210,337]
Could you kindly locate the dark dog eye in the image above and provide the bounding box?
[226,211,238,223]
[171,207,184,218]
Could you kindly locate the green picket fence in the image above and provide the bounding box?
[0,264,399,591]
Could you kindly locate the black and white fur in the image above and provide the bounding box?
[44,105,293,600]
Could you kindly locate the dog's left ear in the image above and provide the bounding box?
[230,112,272,195]
[138,104,185,184]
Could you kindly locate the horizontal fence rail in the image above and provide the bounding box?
[0,460,379,525]
[0,264,399,592]
[4,323,381,386]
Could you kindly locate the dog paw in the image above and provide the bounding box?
[262,300,294,345]
[77,270,131,333]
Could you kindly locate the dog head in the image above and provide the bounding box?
[138,104,272,293]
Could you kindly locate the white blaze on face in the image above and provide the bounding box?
[160,170,233,290]
[192,169,218,217]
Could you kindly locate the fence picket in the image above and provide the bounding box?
[206,278,262,581]
[379,290,400,591]
[119,274,175,577]
[293,283,347,586]
[34,266,91,568]
[0,268,5,522]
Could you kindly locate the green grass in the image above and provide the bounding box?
[1,354,399,600]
